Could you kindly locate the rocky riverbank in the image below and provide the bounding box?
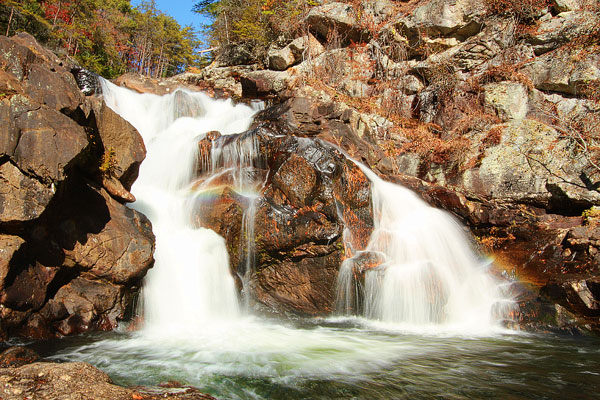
[0,345,215,400]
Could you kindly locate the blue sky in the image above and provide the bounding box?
[132,0,211,45]
[131,1,206,29]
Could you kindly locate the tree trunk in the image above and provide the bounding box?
[6,6,14,37]
[224,13,230,45]
[138,37,147,74]
[52,1,62,29]
[155,43,164,78]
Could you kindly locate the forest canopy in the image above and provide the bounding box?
[0,0,203,78]
[193,0,315,62]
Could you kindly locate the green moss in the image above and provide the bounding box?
[99,147,118,177]
[582,206,600,225]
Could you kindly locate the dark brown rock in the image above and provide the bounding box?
[193,186,245,269]
[0,34,155,340]
[0,159,153,341]
[14,108,88,184]
[0,98,20,158]
[24,63,83,114]
[56,180,154,285]
[541,276,600,319]
[196,127,373,315]
[91,99,146,190]
[101,175,136,203]
[0,162,53,223]
[1,263,56,311]
[53,278,121,335]
[0,235,24,291]
[271,153,317,208]
[253,252,342,314]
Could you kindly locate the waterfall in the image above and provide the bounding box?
[100,80,257,334]
[99,79,512,335]
[336,165,514,330]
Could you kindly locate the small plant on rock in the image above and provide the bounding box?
[582,206,600,225]
[99,147,118,177]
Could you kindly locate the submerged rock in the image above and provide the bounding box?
[0,346,39,368]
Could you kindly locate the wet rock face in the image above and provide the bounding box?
[0,33,154,339]
[196,127,373,315]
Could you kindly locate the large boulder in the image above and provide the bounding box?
[306,2,366,43]
[13,108,88,184]
[460,119,598,210]
[408,0,485,39]
[241,69,296,97]
[527,11,599,55]
[268,34,326,71]
[89,99,146,191]
[0,162,53,223]
[0,34,154,339]
[1,175,154,338]
[251,94,391,170]
[0,235,24,292]
[552,0,586,12]
[195,127,373,315]
[306,1,394,44]
[522,44,600,95]
[268,45,296,71]
[483,82,529,121]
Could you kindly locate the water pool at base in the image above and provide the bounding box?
[33,317,600,400]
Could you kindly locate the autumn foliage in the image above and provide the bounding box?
[1,0,202,78]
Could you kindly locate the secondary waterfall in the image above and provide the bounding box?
[99,79,513,333]
[336,166,513,330]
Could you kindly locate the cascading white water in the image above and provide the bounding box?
[99,78,512,336]
[337,165,514,331]
[100,79,257,334]
[47,81,529,399]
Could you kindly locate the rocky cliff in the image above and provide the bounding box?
[175,0,600,333]
[0,33,154,339]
